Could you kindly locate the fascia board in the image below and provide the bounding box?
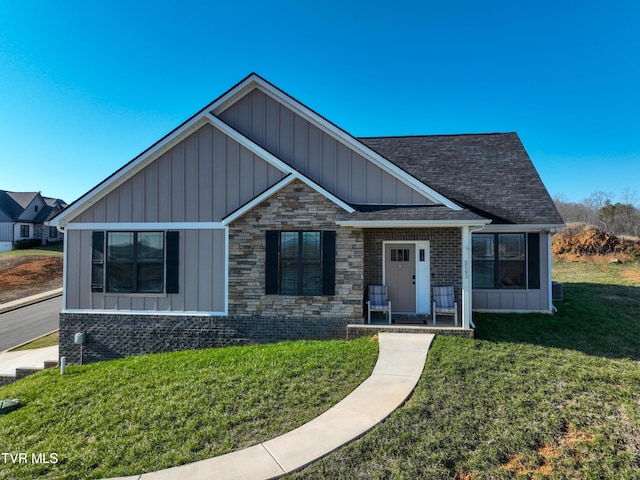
[50,115,210,227]
[335,220,490,228]
[210,75,461,211]
[64,222,225,230]
[482,224,565,232]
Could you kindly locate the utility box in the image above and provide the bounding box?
[552,282,563,301]
[74,332,85,345]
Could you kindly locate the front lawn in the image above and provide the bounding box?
[0,338,379,479]
[290,260,640,479]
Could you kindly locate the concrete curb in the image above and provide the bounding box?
[0,288,63,315]
[6,329,59,353]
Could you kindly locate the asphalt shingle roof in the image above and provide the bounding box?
[359,133,563,225]
[337,205,487,223]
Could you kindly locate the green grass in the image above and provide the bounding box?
[0,244,63,257]
[2,260,639,479]
[289,260,640,479]
[0,338,378,480]
[11,332,59,351]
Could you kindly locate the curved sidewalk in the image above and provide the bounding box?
[110,332,434,480]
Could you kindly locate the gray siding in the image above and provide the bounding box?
[218,89,430,205]
[65,229,226,312]
[72,124,286,223]
[0,223,12,242]
[472,232,552,312]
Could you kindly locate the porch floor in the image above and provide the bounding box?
[348,313,474,340]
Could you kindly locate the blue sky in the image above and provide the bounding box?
[1,0,638,205]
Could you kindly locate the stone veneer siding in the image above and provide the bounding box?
[59,180,366,364]
[363,228,463,306]
[228,179,364,320]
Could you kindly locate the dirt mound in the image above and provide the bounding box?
[0,255,63,304]
[552,223,640,262]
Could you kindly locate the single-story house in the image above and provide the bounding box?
[48,73,563,364]
[0,190,66,252]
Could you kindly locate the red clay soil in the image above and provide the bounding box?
[552,223,640,263]
[0,255,63,304]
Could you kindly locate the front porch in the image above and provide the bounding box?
[358,227,477,330]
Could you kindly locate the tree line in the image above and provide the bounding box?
[553,188,640,238]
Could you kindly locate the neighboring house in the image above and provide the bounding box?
[48,73,564,364]
[0,190,67,252]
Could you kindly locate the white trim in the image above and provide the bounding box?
[473,309,554,314]
[206,113,355,215]
[336,219,490,228]
[415,242,430,314]
[222,176,296,226]
[461,226,472,330]
[224,226,229,315]
[547,231,553,311]
[482,224,563,232]
[65,222,225,230]
[210,75,461,210]
[50,74,456,229]
[62,229,68,310]
[49,115,211,227]
[61,309,229,317]
[205,113,294,174]
[294,175,354,213]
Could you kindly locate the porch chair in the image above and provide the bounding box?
[432,285,458,326]
[367,285,392,324]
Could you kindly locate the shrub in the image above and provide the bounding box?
[13,238,43,249]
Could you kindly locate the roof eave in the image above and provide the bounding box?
[335,219,491,228]
[482,223,565,232]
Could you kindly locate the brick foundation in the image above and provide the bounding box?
[59,312,364,364]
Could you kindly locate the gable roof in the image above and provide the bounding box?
[50,73,457,226]
[359,133,564,226]
[211,74,460,210]
[0,190,66,223]
[48,75,561,228]
[0,191,23,221]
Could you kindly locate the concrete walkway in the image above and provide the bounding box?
[0,345,59,375]
[107,332,434,480]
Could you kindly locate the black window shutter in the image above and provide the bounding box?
[527,232,541,289]
[166,231,180,294]
[91,231,105,292]
[265,230,279,294]
[321,231,336,295]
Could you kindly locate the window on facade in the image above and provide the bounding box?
[49,227,58,239]
[390,248,410,262]
[265,230,336,296]
[472,233,527,289]
[280,231,321,295]
[107,232,164,293]
[20,225,29,238]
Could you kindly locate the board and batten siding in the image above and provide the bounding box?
[72,124,286,224]
[218,88,430,206]
[65,229,226,312]
[472,232,552,312]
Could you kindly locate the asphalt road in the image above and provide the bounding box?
[0,297,61,351]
